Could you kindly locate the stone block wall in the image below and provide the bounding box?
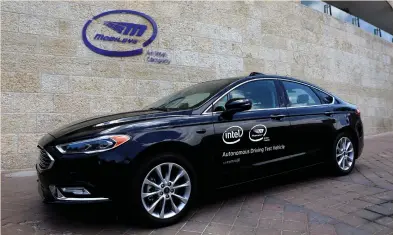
[1,1,393,169]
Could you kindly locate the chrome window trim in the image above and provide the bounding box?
[202,77,335,115]
[286,103,333,109]
[201,107,288,116]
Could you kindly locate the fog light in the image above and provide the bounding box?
[60,187,91,195]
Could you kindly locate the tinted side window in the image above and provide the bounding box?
[213,95,228,112]
[282,81,321,107]
[213,80,278,112]
[313,89,334,104]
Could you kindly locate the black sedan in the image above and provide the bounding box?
[36,72,364,226]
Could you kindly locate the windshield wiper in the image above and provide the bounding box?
[148,107,170,111]
[158,97,184,108]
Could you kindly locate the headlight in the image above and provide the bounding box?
[56,135,130,154]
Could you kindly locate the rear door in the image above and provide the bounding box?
[279,80,337,164]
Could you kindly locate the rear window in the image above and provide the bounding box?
[313,89,334,104]
[282,81,321,107]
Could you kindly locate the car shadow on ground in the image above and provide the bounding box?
[40,165,331,229]
[201,164,331,206]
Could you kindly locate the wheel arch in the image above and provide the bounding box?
[132,141,207,181]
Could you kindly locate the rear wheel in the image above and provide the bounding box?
[130,154,196,227]
[330,133,356,175]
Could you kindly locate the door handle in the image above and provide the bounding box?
[324,111,334,116]
[196,129,206,134]
[270,114,286,120]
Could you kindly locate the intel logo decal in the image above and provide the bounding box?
[222,126,243,145]
[249,124,267,142]
[82,10,158,57]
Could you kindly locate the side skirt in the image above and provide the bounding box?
[216,162,324,190]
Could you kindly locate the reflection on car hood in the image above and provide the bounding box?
[48,110,188,138]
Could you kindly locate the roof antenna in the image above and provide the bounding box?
[249,72,264,76]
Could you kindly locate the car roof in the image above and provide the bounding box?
[229,73,330,94]
[244,73,309,84]
[200,73,313,89]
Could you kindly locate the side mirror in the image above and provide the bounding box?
[213,106,225,112]
[224,98,252,114]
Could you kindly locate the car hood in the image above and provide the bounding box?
[48,109,189,139]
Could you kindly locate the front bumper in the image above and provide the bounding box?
[36,165,110,203]
[36,132,138,203]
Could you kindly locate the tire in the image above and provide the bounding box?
[330,132,356,176]
[129,153,196,227]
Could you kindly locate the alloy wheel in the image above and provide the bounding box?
[141,162,191,219]
[336,137,354,171]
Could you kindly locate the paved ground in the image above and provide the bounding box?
[3,133,393,235]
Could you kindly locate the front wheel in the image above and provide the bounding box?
[130,154,196,227]
[330,133,356,175]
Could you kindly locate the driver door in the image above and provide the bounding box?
[209,79,292,186]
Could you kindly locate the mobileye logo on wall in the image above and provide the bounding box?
[82,10,157,57]
[222,126,243,145]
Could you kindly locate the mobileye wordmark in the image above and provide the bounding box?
[82,10,157,57]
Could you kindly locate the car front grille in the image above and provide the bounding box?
[38,148,54,171]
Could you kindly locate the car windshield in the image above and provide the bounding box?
[145,78,238,111]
